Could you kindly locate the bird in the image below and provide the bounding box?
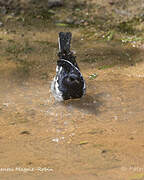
[51,32,86,101]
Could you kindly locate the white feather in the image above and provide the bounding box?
[58,37,61,52]
[51,66,64,101]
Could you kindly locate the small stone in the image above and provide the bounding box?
[48,0,64,8]
[27,162,33,165]
[52,138,59,142]
[101,150,107,153]
[129,137,134,140]
[109,1,115,5]
[0,6,7,15]
[0,21,3,27]
[65,17,75,24]
[3,103,9,107]
[20,131,30,135]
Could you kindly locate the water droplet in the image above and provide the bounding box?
[52,138,59,143]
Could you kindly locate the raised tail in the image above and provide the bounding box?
[58,32,72,53]
[58,32,78,67]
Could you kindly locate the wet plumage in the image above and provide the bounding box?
[51,32,86,101]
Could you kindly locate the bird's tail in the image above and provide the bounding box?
[58,32,72,53]
[58,32,77,66]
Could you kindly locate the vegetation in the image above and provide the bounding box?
[0,0,144,80]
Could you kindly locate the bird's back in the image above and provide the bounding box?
[51,32,86,101]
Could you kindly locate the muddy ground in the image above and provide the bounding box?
[0,1,144,180]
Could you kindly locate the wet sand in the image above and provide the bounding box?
[0,21,144,180]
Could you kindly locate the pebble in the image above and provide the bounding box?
[3,103,9,107]
[20,131,30,135]
[0,21,3,27]
[0,6,7,15]
[65,17,75,24]
[48,0,63,8]
[52,138,59,142]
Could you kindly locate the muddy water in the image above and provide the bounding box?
[0,23,144,180]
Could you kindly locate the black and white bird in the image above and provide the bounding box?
[51,32,86,101]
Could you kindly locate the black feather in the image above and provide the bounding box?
[51,32,86,101]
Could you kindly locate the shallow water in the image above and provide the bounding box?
[0,21,144,180]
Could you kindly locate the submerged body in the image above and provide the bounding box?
[51,32,86,101]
